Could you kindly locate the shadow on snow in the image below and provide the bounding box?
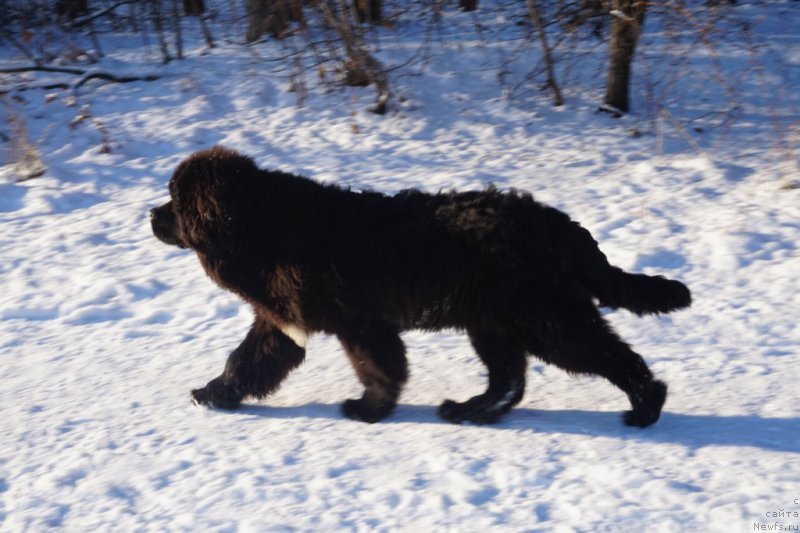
[229,402,800,454]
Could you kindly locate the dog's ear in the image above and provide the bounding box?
[170,147,259,254]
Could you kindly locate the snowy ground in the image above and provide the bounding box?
[1,2,799,531]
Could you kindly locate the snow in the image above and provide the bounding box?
[1,1,799,531]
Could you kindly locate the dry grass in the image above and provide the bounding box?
[2,95,46,181]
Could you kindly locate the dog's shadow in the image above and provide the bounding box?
[235,402,800,454]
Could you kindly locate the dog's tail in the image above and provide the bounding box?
[556,211,692,315]
[588,266,691,316]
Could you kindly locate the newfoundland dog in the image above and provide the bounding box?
[151,146,691,427]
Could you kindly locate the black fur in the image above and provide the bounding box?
[150,146,691,427]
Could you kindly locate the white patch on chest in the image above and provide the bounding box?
[279,323,308,348]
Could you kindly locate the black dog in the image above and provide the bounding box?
[151,146,690,427]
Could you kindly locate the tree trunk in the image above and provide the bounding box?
[603,0,646,114]
[56,0,89,21]
[149,0,172,64]
[354,0,381,23]
[246,0,303,42]
[183,0,205,16]
[171,0,184,60]
[246,0,270,42]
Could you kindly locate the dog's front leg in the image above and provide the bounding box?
[191,317,306,409]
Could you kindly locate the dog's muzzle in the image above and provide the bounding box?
[150,205,186,248]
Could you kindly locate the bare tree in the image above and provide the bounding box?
[603,0,646,114]
[526,0,564,106]
[314,0,390,113]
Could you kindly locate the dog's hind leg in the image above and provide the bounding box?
[338,322,408,423]
[438,331,527,425]
[191,317,306,409]
[530,305,667,428]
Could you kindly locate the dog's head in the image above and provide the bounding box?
[150,146,259,254]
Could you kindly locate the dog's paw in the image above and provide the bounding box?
[190,377,242,410]
[622,409,660,428]
[341,398,393,423]
[438,399,469,423]
[623,379,667,428]
[438,398,505,425]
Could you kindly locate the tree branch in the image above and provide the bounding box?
[67,0,138,29]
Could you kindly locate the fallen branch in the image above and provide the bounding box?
[72,69,160,90]
[0,65,87,75]
[0,65,160,97]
